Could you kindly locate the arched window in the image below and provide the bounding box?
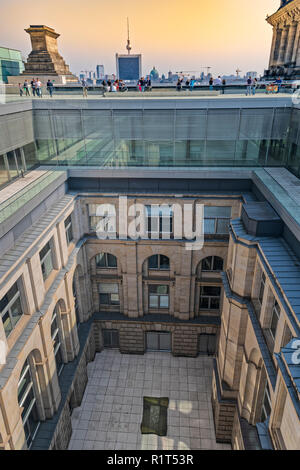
[51,308,64,375]
[18,359,40,448]
[95,253,117,268]
[148,254,170,270]
[201,256,223,272]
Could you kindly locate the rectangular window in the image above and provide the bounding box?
[261,382,272,423]
[146,205,173,238]
[0,281,23,337]
[258,272,266,305]
[149,284,169,309]
[200,285,221,310]
[99,284,120,306]
[39,241,53,281]
[89,204,115,234]
[204,206,231,234]
[269,300,280,340]
[64,215,74,245]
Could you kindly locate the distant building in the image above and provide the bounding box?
[150,66,159,82]
[116,54,141,81]
[96,65,104,80]
[0,46,24,83]
[116,19,142,81]
[246,71,258,79]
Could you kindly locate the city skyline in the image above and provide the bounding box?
[0,0,280,77]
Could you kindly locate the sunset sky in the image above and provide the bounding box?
[0,0,280,77]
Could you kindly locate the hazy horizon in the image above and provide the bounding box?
[0,0,280,77]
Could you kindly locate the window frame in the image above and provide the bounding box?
[148,284,169,309]
[0,280,24,338]
[148,254,170,271]
[17,359,40,449]
[258,271,266,306]
[145,205,174,238]
[95,252,117,269]
[98,283,120,306]
[269,300,280,341]
[64,214,74,245]
[204,206,231,235]
[201,256,224,272]
[261,382,272,423]
[51,308,64,375]
[39,241,54,281]
[199,285,221,311]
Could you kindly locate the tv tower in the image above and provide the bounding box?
[126,17,132,55]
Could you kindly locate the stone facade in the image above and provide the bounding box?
[0,172,299,450]
[265,0,300,78]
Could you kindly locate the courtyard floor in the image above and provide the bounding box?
[68,349,231,450]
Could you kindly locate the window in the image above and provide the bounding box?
[261,382,272,423]
[146,331,171,351]
[39,241,53,281]
[103,329,119,348]
[204,206,231,234]
[201,256,223,272]
[149,285,169,309]
[96,252,117,268]
[51,309,64,375]
[198,334,217,356]
[88,204,116,234]
[64,215,74,245]
[281,323,293,348]
[148,254,170,270]
[146,205,173,237]
[72,278,80,326]
[0,281,23,337]
[18,360,40,448]
[258,272,266,306]
[200,286,221,310]
[269,300,280,340]
[99,284,120,306]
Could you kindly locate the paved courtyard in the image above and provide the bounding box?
[68,350,231,450]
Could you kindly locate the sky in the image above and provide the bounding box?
[0,0,280,77]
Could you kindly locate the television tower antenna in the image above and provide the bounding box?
[126,17,132,55]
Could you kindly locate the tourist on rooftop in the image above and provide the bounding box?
[221,78,226,94]
[31,78,36,97]
[23,80,30,97]
[252,78,258,95]
[146,78,152,91]
[189,79,195,92]
[276,77,282,93]
[81,79,88,98]
[47,79,54,98]
[35,79,42,98]
[215,76,222,87]
[209,76,214,91]
[102,80,109,92]
[246,76,252,96]
[176,78,183,91]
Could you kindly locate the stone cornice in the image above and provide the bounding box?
[266,0,300,27]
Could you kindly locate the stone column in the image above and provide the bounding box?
[278,25,289,64]
[284,22,298,64]
[269,26,279,68]
[292,21,300,63]
[273,28,283,65]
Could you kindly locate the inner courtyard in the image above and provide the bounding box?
[68,350,231,450]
